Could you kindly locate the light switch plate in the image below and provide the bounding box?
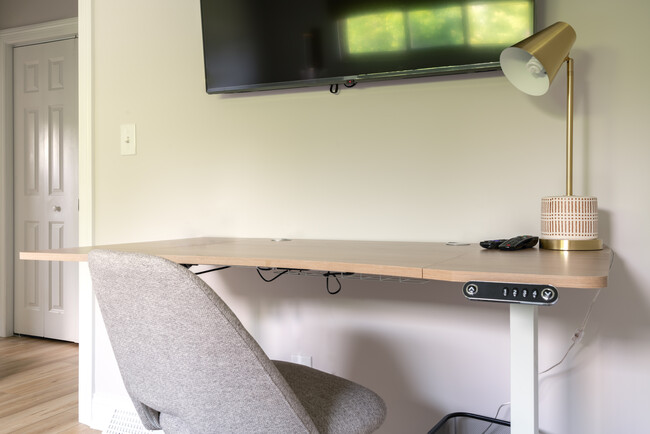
[120,123,136,155]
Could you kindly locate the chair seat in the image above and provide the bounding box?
[274,361,386,434]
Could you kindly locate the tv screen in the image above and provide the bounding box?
[200,0,535,93]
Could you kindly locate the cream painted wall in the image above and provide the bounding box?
[90,1,650,433]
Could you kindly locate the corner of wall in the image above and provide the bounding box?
[0,19,16,338]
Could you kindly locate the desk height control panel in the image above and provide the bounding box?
[463,281,559,306]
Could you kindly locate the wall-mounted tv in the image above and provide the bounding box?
[200,0,535,94]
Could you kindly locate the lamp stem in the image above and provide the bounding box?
[566,57,574,196]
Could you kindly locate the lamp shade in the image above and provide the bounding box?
[500,22,576,96]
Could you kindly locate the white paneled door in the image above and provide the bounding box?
[13,38,78,342]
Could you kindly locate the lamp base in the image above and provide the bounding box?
[540,196,602,250]
[540,238,603,251]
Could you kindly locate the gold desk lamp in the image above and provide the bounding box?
[500,22,603,251]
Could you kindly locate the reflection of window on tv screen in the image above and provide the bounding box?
[200,0,535,93]
[344,2,533,54]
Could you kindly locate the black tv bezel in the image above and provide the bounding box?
[200,0,536,94]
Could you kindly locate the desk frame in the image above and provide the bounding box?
[21,237,612,434]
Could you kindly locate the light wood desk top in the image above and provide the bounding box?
[20,237,612,289]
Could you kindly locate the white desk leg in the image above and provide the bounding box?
[510,304,539,434]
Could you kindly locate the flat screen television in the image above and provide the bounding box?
[200,0,535,94]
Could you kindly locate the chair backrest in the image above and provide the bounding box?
[88,249,318,433]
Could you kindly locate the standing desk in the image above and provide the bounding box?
[20,237,612,434]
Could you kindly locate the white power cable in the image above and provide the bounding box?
[539,248,614,375]
[539,287,602,375]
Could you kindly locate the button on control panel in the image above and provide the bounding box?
[463,281,558,305]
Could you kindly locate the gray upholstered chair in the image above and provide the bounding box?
[88,249,386,433]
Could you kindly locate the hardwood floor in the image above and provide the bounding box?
[0,336,99,434]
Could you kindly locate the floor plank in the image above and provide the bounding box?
[0,336,99,434]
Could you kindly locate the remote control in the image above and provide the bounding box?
[480,239,507,249]
[498,235,539,251]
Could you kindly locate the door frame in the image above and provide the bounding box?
[0,18,79,337]
[2,9,94,425]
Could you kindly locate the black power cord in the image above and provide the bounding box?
[256,267,290,282]
[330,80,357,95]
[323,272,354,295]
[183,264,230,275]
[194,266,231,275]
[256,267,353,295]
